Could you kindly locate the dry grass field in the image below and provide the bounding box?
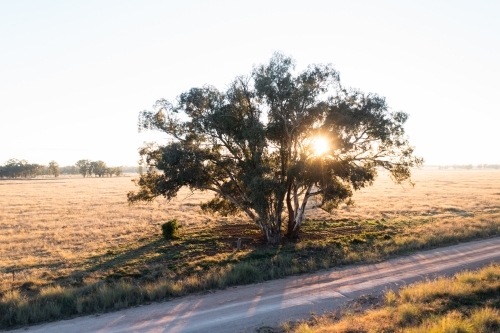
[317,168,500,221]
[1,168,500,327]
[1,169,500,290]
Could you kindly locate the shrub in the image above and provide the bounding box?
[161,219,181,240]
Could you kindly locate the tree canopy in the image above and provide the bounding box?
[75,159,123,177]
[128,53,423,244]
[0,159,44,178]
[48,160,60,177]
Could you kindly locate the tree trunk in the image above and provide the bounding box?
[261,224,282,245]
[286,223,301,239]
[286,208,305,239]
[286,186,312,239]
[286,183,295,238]
[286,213,298,239]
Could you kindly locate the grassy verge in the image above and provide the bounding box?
[1,211,500,329]
[287,264,500,333]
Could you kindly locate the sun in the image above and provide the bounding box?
[311,137,329,156]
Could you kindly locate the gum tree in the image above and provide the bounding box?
[48,160,60,177]
[128,53,423,244]
[91,160,108,177]
[75,159,91,177]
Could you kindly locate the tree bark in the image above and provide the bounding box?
[261,223,282,245]
[286,183,295,237]
[265,228,282,245]
[286,208,305,239]
[286,185,312,239]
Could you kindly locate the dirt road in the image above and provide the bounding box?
[11,237,500,333]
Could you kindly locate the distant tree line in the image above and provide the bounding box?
[74,159,123,177]
[0,159,127,178]
[122,165,141,173]
[476,164,500,169]
[0,159,45,178]
[438,164,500,170]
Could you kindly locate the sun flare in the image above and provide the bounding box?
[312,137,329,156]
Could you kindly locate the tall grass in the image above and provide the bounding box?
[286,264,500,333]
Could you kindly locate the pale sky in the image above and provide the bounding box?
[1,0,498,167]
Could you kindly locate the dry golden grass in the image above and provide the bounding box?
[312,168,500,221]
[0,169,500,327]
[288,264,500,333]
[1,169,500,293]
[0,175,252,293]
